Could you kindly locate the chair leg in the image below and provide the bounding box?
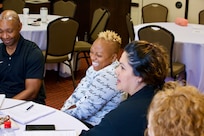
[57,63,60,81]
[182,71,187,86]
[75,51,90,72]
[75,52,80,73]
[70,66,76,89]
[64,61,76,89]
[74,51,90,78]
[83,52,90,66]
[173,71,187,86]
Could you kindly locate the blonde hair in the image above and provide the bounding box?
[147,82,204,136]
[98,30,121,54]
[98,30,121,44]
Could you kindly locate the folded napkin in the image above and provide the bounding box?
[175,17,188,26]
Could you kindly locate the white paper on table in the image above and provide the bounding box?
[1,101,56,124]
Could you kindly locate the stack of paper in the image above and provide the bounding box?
[2,101,56,124]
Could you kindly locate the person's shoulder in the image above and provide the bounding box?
[24,39,38,47]
[0,44,3,54]
[20,38,43,58]
[110,60,119,68]
[103,102,128,122]
[99,61,118,73]
[0,43,3,48]
[21,38,41,51]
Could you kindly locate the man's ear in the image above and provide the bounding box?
[18,22,22,31]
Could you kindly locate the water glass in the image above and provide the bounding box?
[40,7,48,23]
[23,8,29,15]
[23,8,29,25]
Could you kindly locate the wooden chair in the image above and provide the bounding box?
[138,25,186,81]
[2,0,25,14]
[199,10,204,24]
[126,13,135,42]
[142,3,168,23]
[74,8,110,72]
[53,0,77,17]
[43,17,79,88]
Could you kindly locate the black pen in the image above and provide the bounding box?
[26,104,34,111]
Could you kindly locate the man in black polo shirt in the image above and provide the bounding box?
[0,10,46,104]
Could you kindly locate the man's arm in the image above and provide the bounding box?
[12,78,42,100]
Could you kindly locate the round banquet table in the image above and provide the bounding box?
[19,14,60,51]
[134,22,204,93]
[19,14,74,77]
[0,98,89,135]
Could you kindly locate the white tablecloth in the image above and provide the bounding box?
[0,99,89,135]
[20,14,59,51]
[19,14,74,77]
[134,22,204,93]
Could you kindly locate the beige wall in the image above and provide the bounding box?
[131,0,142,25]
[131,0,203,25]
[188,0,204,23]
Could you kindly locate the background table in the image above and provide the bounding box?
[19,14,73,77]
[19,14,59,51]
[134,22,204,93]
[0,98,89,135]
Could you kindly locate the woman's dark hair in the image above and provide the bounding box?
[124,40,169,89]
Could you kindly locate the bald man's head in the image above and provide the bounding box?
[0,10,21,24]
[0,10,22,47]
